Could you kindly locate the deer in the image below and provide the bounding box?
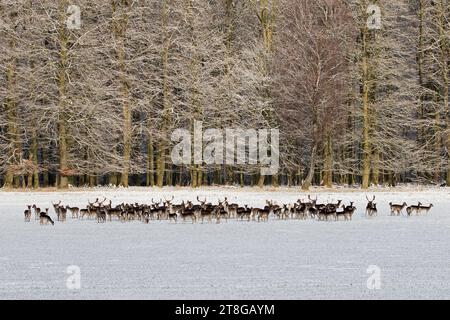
[365,195,377,217]
[389,202,407,216]
[51,201,67,222]
[199,207,213,223]
[66,205,80,219]
[307,195,318,207]
[240,205,252,221]
[317,204,337,221]
[52,201,62,221]
[104,202,122,221]
[194,199,215,223]
[24,205,32,222]
[79,207,89,220]
[294,202,308,220]
[236,205,252,221]
[223,197,239,219]
[307,203,318,219]
[214,202,229,223]
[40,208,54,225]
[250,207,260,221]
[417,203,433,215]
[257,208,270,222]
[32,204,41,221]
[59,206,67,222]
[96,206,106,223]
[308,195,326,211]
[335,207,347,221]
[342,202,356,221]
[180,207,196,223]
[406,202,422,216]
[168,211,178,223]
[152,198,168,220]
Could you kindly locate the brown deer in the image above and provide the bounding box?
[79,207,89,219]
[406,202,422,216]
[257,208,270,222]
[223,197,239,219]
[389,202,407,216]
[66,206,80,219]
[168,211,178,223]
[342,202,356,221]
[180,208,196,223]
[96,206,106,223]
[365,195,377,217]
[52,201,61,220]
[59,206,67,222]
[40,208,54,225]
[417,203,433,215]
[32,204,41,221]
[24,205,32,222]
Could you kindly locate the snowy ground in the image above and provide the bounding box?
[0,187,449,300]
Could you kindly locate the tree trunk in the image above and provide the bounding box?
[4,65,16,187]
[302,145,317,190]
[57,0,70,189]
[146,132,155,187]
[112,0,132,187]
[361,25,372,189]
[323,133,333,188]
[437,0,449,185]
[156,0,171,187]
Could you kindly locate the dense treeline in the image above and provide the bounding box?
[0,0,448,189]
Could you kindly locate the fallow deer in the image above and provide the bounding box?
[365,195,377,217]
[32,204,41,221]
[40,208,54,225]
[417,203,433,215]
[389,202,407,216]
[257,208,270,222]
[406,202,422,216]
[24,205,32,222]
[66,206,80,219]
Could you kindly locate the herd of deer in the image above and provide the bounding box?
[364,195,433,217]
[22,195,433,225]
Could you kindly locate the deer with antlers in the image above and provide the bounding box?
[365,195,378,217]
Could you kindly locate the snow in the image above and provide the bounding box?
[0,187,449,299]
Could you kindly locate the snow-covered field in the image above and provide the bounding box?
[0,187,449,300]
